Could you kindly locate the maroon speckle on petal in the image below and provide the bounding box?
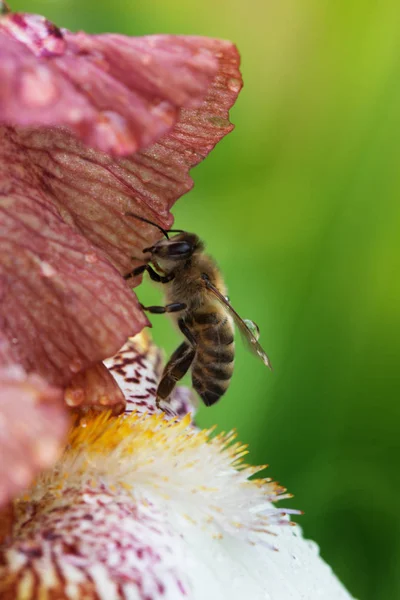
[104,335,196,418]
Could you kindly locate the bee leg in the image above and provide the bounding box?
[156,342,196,409]
[124,264,174,283]
[178,318,197,347]
[140,302,187,314]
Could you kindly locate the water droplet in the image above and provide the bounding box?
[11,463,31,486]
[291,552,302,572]
[40,261,56,277]
[34,438,59,464]
[4,14,67,58]
[68,108,84,124]
[140,171,152,183]
[306,539,320,555]
[244,319,260,340]
[207,116,230,128]
[150,100,174,125]
[141,53,152,65]
[20,66,58,108]
[69,358,83,374]
[228,77,241,93]
[85,253,98,264]
[65,388,84,407]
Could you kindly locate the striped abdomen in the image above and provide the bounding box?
[187,309,235,407]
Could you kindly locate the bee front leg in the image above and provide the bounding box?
[124,264,175,283]
[156,342,196,410]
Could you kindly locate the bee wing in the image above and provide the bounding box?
[201,275,272,369]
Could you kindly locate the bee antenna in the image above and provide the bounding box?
[167,229,185,234]
[125,212,170,240]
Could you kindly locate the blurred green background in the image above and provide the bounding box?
[15,1,400,598]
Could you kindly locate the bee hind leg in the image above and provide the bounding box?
[156,342,196,410]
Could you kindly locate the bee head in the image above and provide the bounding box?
[144,232,203,272]
[124,213,204,273]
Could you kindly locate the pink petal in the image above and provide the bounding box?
[0,366,67,507]
[0,13,225,155]
[0,184,146,385]
[65,362,126,415]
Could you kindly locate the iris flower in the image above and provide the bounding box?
[0,5,355,599]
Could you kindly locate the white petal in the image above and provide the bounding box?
[104,334,196,417]
[0,489,190,600]
[176,518,355,600]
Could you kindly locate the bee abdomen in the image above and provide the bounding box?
[192,362,233,406]
[191,314,235,406]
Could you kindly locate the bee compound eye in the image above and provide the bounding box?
[168,242,192,256]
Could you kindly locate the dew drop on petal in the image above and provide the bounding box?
[306,539,320,555]
[69,358,83,374]
[11,463,32,486]
[2,14,66,57]
[228,77,241,92]
[140,170,152,183]
[291,553,302,568]
[141,53,152,65]
[68,108,84,124]
[34,438,60,465]
[40,261,56,278]
[150,100,175,125]
[20,66,59,107]
[64,388,84,407]
[85,253,98,264]
[207,116,231,128]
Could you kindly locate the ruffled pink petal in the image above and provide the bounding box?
[0,34,241,273]
[0,366,67,507]
[0,13,226,156]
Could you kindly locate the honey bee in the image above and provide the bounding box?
[124,213,272,410]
